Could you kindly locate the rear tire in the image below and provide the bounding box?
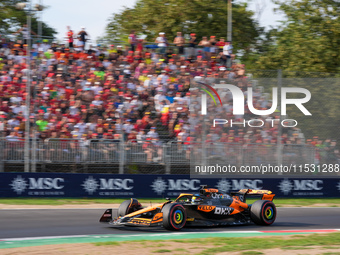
[162,203,187,231]
[250,200,276,225]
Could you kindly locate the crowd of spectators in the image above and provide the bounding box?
[0,29,237,144]
[0,28,338,164]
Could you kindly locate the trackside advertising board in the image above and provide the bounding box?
[1,173,340,198]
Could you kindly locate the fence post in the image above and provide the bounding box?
[31,137,37,173]
[0,139,4,172]
[277,69,283,169]
[165,142,170,174]
[119,139,124,174]
[41,139,46,171]
[82,139,88,173]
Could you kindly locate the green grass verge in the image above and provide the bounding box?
[94,232,340,255]
[0,198,163,205]
[152,249,172,253]
[247,198,340,207]
[241,252,264,255]
[1,198,340,206]
[95,241,120,246]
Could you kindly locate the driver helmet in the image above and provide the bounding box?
[191,196,201,204]
[219,193,230,199]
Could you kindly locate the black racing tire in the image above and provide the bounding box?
[162,203,187,231]
[250,200,277,225]
[118,200,132,217]
[118,199,142,217]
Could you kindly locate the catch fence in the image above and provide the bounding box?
[0,139,321,174]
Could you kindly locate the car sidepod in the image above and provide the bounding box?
[182,203,250,226]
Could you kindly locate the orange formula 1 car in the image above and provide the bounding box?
[99,185,277,231]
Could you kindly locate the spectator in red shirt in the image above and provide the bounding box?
[67,26,73,48]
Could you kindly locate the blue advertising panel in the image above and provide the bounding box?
[0,173,340,198]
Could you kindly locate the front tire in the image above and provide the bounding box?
[162,203,187,231]
[118,199,142,217]
[118,200,132,217]
[250,200,276,225]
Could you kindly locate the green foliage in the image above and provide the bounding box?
[104,0,262,53]
[248,70,340,140]
[254,0,340,73]
[0,0,26,34]
[0,0,56,38]
[30,18,57,39]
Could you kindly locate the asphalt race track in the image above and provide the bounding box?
[1,208,340,239]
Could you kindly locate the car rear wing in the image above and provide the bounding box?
[231,189,275,202]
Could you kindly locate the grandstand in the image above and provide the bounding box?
[0,34,338,173]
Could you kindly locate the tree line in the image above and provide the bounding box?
[104,0,340,74]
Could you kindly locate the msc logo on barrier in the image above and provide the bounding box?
[278,179,323,195]
[82,176,134,195]
[10,176,27,195]
[150,177,201,195]
[216,179,263,193]
[10,175,64,195]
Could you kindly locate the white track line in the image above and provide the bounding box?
[0,235,89,241]
[1,229,339,242]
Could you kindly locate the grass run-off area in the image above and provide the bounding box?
[0,198,340,207]
[94,232,340,255]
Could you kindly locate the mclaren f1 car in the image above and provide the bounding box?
[99,185,277,230]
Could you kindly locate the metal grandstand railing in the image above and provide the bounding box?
[0,139,321,173]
